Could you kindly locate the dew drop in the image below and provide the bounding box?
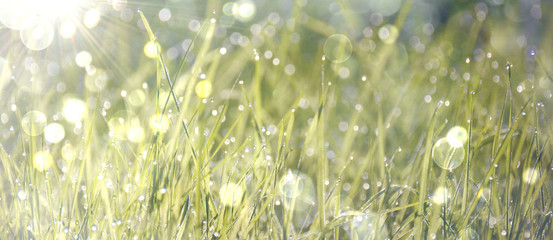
[17,190,27,200]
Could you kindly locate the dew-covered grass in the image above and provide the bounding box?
[1,0,553,239]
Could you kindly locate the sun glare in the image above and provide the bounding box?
[0,0,91,50]
[1,0,84,25]
[32,0,84,19]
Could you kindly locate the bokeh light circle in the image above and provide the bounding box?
[234,0,256,21]
[323,34,352,63]
[21,110,47,136]
[219,182,244,207]
[84,9,101,29]
[158,8,171,22]
[522,168,539,184]
[61,143,76,162]
[19,17,55,51]
[431,187,450,205]
[75,51,93,68]
[378,24,399,44]
[85,69,108,92]
[278,171,316,216]
[63,98,87,123]
[34,151,53,172]
[108,110,143,142]
[432,137,465,170]
[149,114,170,133]
[344,212,389,239]
[44,122,65,143]
[195,80,212,98]
[127,89,146,107]
[59,21,77,38]
[278,170,305,199]
[446,126,468,147]
[144,41,161,59]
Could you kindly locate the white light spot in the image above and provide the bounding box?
[158,8,171,22]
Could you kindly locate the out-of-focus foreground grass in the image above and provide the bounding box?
[1,0,553,239]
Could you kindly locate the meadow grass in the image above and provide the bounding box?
[1,0,553,239]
